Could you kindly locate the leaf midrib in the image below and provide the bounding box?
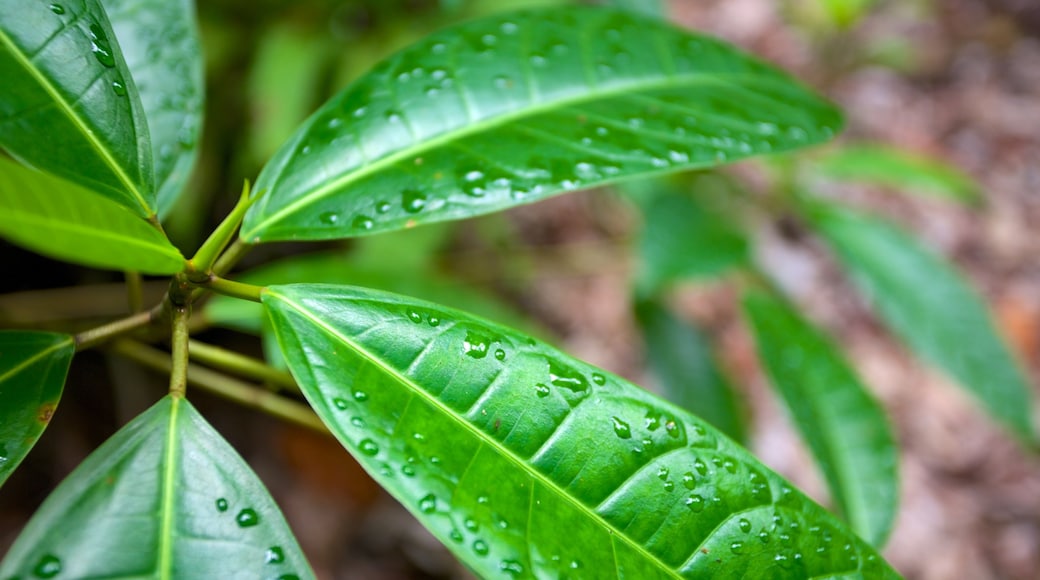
[244,70,796,239]
[157,396,180,580]
[268,289,684,578]
[0,26,152,216]
[0,336,71,384]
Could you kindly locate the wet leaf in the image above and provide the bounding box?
[0,331,73,488]
[811,203,1035,443]
[0,159,184,274]
[0,396,314,579]
[264,283,900,578]
[242,7,842,242]
[743,290,899,547]
[0,0,155,216]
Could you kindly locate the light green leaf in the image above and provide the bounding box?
[810,203,1035,442]
[264,284,900,578]
[103,0,205,218]
[742,290,898,547]
[0,396,314,579]
[606,0,666,18]
[0,0,155,216]
[0,331,73,488]
[634,299,747,443]
[811,144,980,203]
[0,159,185,274]
[242,6,842,242]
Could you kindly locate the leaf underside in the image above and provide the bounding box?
[264,284,900,578]
[0,396,314,580]
[242,7,842,242]
[0,0,155,216]
[0,331,74,488]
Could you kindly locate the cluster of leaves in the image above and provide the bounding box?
[0,0,1029,578]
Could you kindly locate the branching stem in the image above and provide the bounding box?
[199,276,263,303]
[188,339,298,393]
[188,181,255,279]
[74,309,155,351]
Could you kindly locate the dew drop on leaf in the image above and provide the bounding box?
[685,494,704,512]
[352,215,374,230]
[428,316,440,327]
[682,472,696,490]
[265,546,286,564]
[332,398,348,410]
[463,331,490,359]
[318,211,339,225]
[500,559,524,576]
[418,494,437,514]
[402,189,427,213]
[407,310,423,323]
[236,508,260,528]
[611,417,632,439]
[591,373,606,385]
[534,383,551,398]
[111,79,126,96]
[464,518,479,532]
[730,541,744,554]
[449,528,463,542]
[49,4,65,14]
[473,540,489,556]
[358,439,379,456]
[33,554,61,578]
[656,466,670,480]
[376,201,391,214]
[215,498,229,512]
[88,23,116,68]
[494,349,506,361]
[739,518,752,533]
[352,390,368,402]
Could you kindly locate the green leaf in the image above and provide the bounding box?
[810,203,1035,442]
[811,145,980,204]
[0,331,73,488]
[606,0,666,18]
[0,0,155,216]
[0,396,314,579]
[742,290,898,547]
[241,6,842,242]
[0,159,185,274]
[103,0,205,218]
[263,284,900,578]
[634,299,747,444]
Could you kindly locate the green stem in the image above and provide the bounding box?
[74,309,155,351]
[212,237,252,277]
[110,340,327,433]
[187,181,255,279]
[169,306,190,397]
[125,271,144,313]
[199,276,263,303]
[188,339,299,393]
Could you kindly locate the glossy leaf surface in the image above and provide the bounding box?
[242,7,842,242]
[0,0,155,216]
[811,204,1035,442]
[0,396,314,579]
[264,284,900,578]
[811,145,979,203]
[103,0,204,217]
[0,331,73,488]
[635,299,746,444]
[0,159,184,274]
[743,291,898,547]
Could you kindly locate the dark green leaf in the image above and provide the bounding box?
[264,284,900,578]
[742,290,898,547]
[0,159,185,274]
[0,331,73,488]
[0,0,155,216]
[811,203,1034,442]
[241,7,842,242]
[0,396,314,579]
[103,0,205,217]
[635,299,746,443]
[811,145,979,204]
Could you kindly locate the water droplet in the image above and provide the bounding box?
[663,480,675,491]
[327,117,343,129]
[111,79,126,96]
[402,189,427,213]
[352,106,367,118]
[723,459,737,474]
[353,390,368,402]
[332,398,348,410]
[682,472,696,489]
[534,383,551,398]
[89,23,116,68]
[739,518,752,533]
[500,21,518,35]
[481,34,497,47]
[665,420,680,438]
[358,439,379,456]
[591,373,605,385]
[494,513,509,529]
[352,215,374,230]
[463,331,490,359]
[374,200,391,214]
[476,494,490,504]
[464,518,479,532]
[408,310,423,323]
[265,546,286,564]
[350,416,365,428]
[494,349,506,361]
[758,530,771,544]
[401,465,416,477]
[216,498,229,512]
[49,4,65,14]
[319,211,340,225]
[473,540,489,556]
[236,508,260,528]
[419,493,437,513]
[787,127,808,141]
[656,466,670,480]
[428,316,440,327]
[547,361,589,394]
[685,494,704,512]
[530,54,546,66]
[33,554,61,578]
[449,528,463,542]
[611,417,631,439]
[431,42,447,54]
[730,541,744,554]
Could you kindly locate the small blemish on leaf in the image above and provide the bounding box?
[38,403,56,424]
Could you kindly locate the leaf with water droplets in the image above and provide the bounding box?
[0,158,185,274]
[0,0,155,216]
[0,396,314,579]
[102,0,205,217]
[241,7,842,242]
[742,290,899,547]
[263,283,900,577]
[0,331,73,488]
[809,202,1036,444]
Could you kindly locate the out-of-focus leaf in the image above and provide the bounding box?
[103,0,205,218]
[0,331,73,488]
[605,0,665,18]
[263,283,901,578]
[0,396,314,579]
[811,145,979,203]
[634,298,746,443]
[241,7,842,242]
[0,0,155,216]
[743,290,899,547]
[0,159,185,274]
[811,203,1035,442]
